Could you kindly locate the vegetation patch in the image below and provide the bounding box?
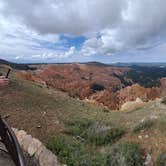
[84,122,125,145]
[47,136,143,166]
[156,152,166,166]
[161,97,166,105]
[47,135,106,166]
[66,119,125,145]
[65,119,94,136]
[133,119,153,133]
[157,118,166,135]
[90,83,105,91]
[106,142,144,166]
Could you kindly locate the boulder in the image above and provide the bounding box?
[39,149,60,166]
[27,138,42,156]
[120,98,146,112]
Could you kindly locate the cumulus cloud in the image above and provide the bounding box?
[0,13,75,62]
[1,0,166,62]
[1,0,127,35]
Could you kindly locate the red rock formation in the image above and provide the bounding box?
[33,64,129,99]
[19,64,163,110]
[89,90,119,110]
[18,71,46,86]
[118,84,161,107]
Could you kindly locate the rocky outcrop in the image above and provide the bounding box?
[89,90,119,110]
[120,98,146,112]
[118,84,162,107]
[12,128,60,166]
[88,84,162,110]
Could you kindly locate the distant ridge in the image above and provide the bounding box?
[0,59,36,70]
[82,61,111,67]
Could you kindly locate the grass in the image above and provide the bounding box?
[83,122,125,145]
[47,135,107,166]
[107,142,144,166]
[156,152,166,166]
[133,119,154,133]
[161,97,166,105]
[156,117,166,135]
[65,118,94,136]
[65,119,125,145]
[47,135,144,166]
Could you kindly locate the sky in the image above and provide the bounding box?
[1,0,166,63]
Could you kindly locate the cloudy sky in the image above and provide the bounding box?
[0,0,166,63]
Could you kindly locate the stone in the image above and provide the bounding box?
[39,149,60,166]
[144,154,152,165]
[14,128,61,166]
[120,98,146,112]
[36,125,42,128]
[34,145,46,159]
[27,138,42,156]
[16,130,27,145]
[54,121,60,124]
[150,115,158,120]
[22,135,33,151]
[3,114,10,119]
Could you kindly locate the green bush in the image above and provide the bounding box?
[47,136,143,166]
[157,118,166,135]
[106,142,144,166]
[65,119,94,136]
[66,119,125,145]
[161,98,166,105]
[156,152,166,166]
[83,122,125,145]
[133,119,153,133]
[47,135,106,166]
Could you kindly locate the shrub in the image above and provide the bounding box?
[161,98,166,105]
[156,152,166,166]
[83,122,125,145]
[133,119,153,133]
[90,83,105,91]
[65,119,94,136]
[157,118,166,135]
[47,135,106,166]
[106,142,144,166]
[66,119,125,145]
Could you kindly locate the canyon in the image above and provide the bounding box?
[18,63,166,110]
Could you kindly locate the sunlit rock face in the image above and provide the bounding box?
[118,84,162,107]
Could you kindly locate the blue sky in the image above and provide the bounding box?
[1,0,166,63]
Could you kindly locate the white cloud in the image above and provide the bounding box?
[0,14,75,62]
[1,0,127,35]
[1,0,166,62]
